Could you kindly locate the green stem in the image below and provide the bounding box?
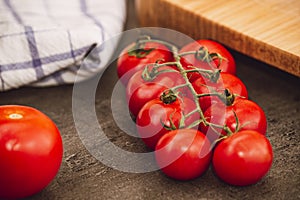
[169,83,189,91]
[209,135,228,151]
[172,47,209,126]
[141,62,178,81]
[184,108,199,119]
[196,92,227,104]
[183,67,221,82]
[154,61,179,66]
[177,51,202,57]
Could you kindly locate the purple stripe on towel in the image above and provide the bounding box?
[0,45,91,72]
[4,1,44,79]
[24,26,44,79]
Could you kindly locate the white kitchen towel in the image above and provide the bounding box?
[0,0,126,91]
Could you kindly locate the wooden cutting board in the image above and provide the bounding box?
[135,0,300,77]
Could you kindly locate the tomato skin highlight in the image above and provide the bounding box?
[155,129,212,181]
[0,105,63,199]
[212,130,273,186]
[117,42,174,85]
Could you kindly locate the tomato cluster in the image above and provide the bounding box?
[117,37,273,186]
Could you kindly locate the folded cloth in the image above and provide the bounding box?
[0,0,126,91]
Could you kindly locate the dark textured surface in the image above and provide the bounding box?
[0,1,299,200]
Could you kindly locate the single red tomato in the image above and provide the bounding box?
[212,130,273,186]
[192,72,248,112]
[0,105,63,199]
[155,129,212,180]
[200,98,267,139]
[136,95,199,150]
[126,65,183,102]
[117,41,174,85]
[127,82,168,119]
[180,39,236,82]
[126,65,187,118]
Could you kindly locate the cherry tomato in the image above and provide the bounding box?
[0,105,63,199]
[126,66,187,118]
[180,39,236,82]
[117,41,174,85]
[201,98,267,139]
[136,95,199,150]
[128,82,168,119]
[126,65,182,101]
[192,72,248,112]
[212,130,273,186]
[155,129,212,180]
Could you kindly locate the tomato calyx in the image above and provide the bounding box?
[195,46,213,63]
[197,88,235,106]
[127,44,155,58]
[141,64,158,81]
[127,36,157,58]
[179,46,227,69]
[160,90,178,105]
[208,69,221,83]
[195,46,228,70]
[222,89,235,106]
[159,91,189,131]
[141,62,178,81]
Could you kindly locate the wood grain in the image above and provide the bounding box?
[135,0,300,77]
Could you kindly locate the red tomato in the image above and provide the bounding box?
[117,41,174,85]
[192,72,248,112]
[126,65,182,101]
[136,96,199,150]
[180,39,236,82]
[128,82,168,118]
[212,130,273,186]
[200,98,267,139]
[0,105,63,199]
[126,66,187,118]
[155,129,212,180]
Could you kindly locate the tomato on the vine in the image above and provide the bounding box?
[200,98,267,138]
[180,39,236,82]
[117,41,174,85]
[116,36,273,186]
[155,129,212,180]
[126,65,182,101]
[192,72,248,112]
[126,65,188,118]
[128,82,168,119]
[0,105,63,199]
[136,93,199,150]
[212,130,273,186]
